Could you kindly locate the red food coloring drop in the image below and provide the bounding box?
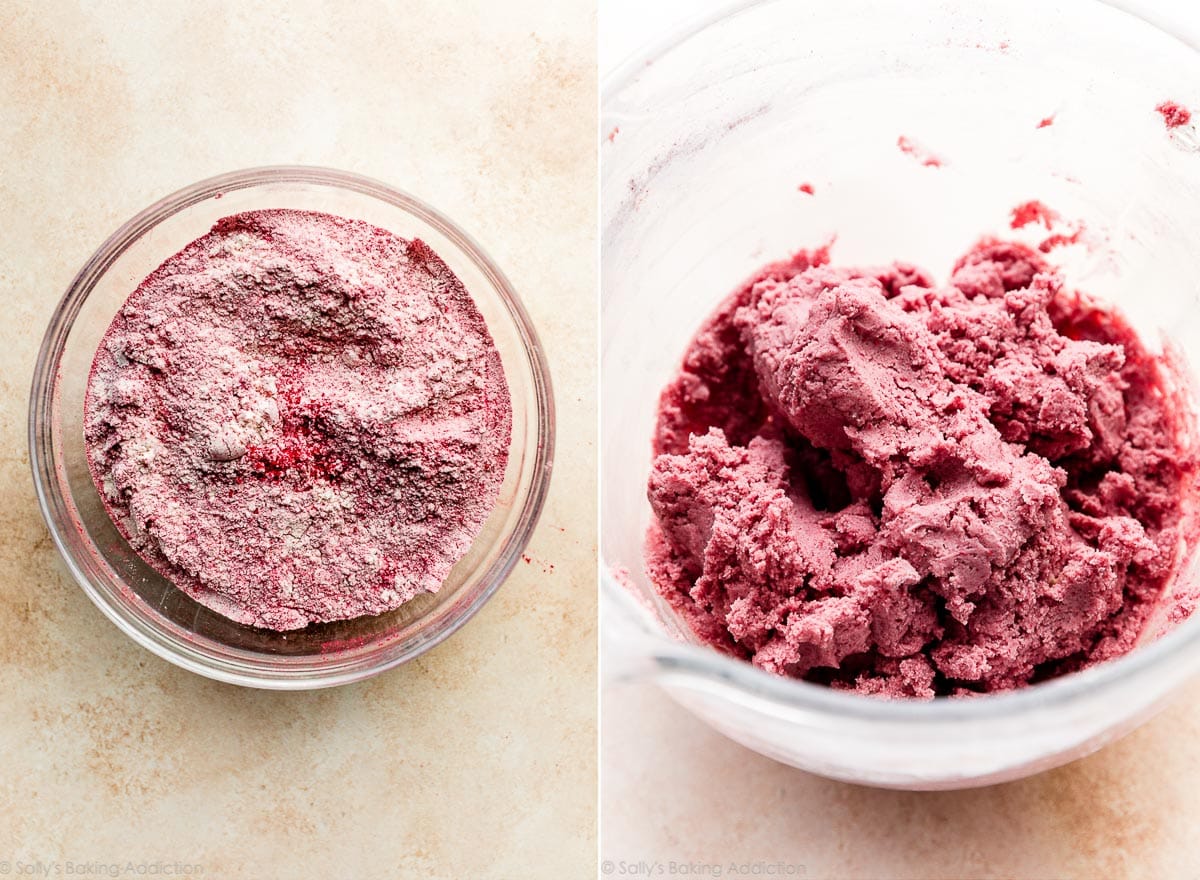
[606,126,620,143]
[797,182,815,195]
[1037,115,1055,129]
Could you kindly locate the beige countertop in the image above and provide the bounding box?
[602,676,1200,878]
[0,2,596,877]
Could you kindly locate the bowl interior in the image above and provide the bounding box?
[601,0,1200,660]
[38,168,551,682]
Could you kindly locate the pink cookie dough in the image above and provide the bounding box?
[646,241,1198,697]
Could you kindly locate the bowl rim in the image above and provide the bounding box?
[600,0,1200,722]
[29,164,555,690]
[600,0,1200,104]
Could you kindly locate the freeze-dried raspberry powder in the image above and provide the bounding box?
[1156,100,1192,129]
[85,209,512,631]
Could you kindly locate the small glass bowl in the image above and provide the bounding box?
[602,0,1200,788]
[31,166,554,689]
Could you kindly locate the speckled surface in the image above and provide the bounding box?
[0,2,596,877]
[602,675,1200,878]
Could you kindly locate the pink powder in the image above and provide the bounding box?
[1038,228,1085,253]
[896,135,943,168]
[1008,199,1086,253]
[1156,100,1192,128]
[646,241,1197,697]
[85,210,512,631]
[1010,200,1059,230]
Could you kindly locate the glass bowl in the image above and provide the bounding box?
[31,166,554,690]
[601,0,1200,788]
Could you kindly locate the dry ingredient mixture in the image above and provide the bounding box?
[85,209,511,631]
[646,241,1196,697]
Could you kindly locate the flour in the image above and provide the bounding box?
[85,210,512,630]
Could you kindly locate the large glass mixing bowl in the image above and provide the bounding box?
[32,167,554,689]
[601,0,1200,788]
